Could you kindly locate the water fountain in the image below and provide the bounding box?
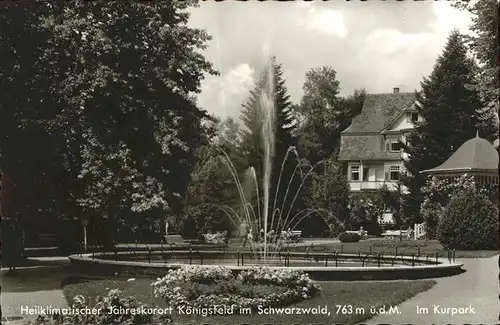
[260,58,275,262]
[213,62,326,262]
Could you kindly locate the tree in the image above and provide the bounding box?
[184,118,247,236]
[401,30,495,223]
[239,57,299,232]
[341,88,366,120]
[240,72,267,183]
[296,66,365,164]
[347,191,386,236]
[0,1,217,244]
[0,3,80,243]
[48,0,215,210]
[454,0,499,119]
[214,117,246,173]
[297,67,341,164]
[216,117,242,150]
[184,150,237,236]
[304,158,350,236]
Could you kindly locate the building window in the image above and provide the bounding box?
[389,166,400,181]
[350,166,360,181]
[411,113,418,122]
[390,139,402,152]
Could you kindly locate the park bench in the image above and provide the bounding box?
[345,230,367,238]
[381,230,409,239]
[164,235,184,244]
[345,230,368,237]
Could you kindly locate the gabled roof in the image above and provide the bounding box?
[422,134,499,174]
[381,104,418,134]
[342,92,416,134]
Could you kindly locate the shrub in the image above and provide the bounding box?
[28,289,173,325]
[152,266,321,312]
[437,189,499,250]
[338,232,361,243]
[421,174,498,238]
[420,200,443,240]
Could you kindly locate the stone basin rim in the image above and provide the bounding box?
[68,252,464,272]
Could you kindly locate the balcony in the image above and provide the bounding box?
[348,181,399,192]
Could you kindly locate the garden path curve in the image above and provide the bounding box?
[366,254,499,324]
[1,264,68,325]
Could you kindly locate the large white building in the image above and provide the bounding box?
[338,88,420,193]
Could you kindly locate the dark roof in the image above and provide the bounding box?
[338,135,402,161]
[338,92,416,161]
[342,92,416,133]
[423,135,499,173]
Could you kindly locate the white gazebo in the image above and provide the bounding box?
[421,133,499,185]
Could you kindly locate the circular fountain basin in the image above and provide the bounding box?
[69,249,464,281]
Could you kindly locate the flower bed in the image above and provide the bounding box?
[151,266,321,312]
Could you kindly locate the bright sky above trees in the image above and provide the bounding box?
[187,1,473,120]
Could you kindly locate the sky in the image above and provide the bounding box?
[187,1,474,120]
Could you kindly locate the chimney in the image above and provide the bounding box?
[393,87,400,93]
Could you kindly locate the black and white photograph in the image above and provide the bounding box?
[0,1,498,324]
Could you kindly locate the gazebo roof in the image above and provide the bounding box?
[422,133,499,174]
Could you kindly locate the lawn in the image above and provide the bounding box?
[63,276,436,325]
[287,238,498,258]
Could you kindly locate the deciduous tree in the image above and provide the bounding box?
[304,158,350,236]
[0,1,217,243]
[296,66,365,164]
